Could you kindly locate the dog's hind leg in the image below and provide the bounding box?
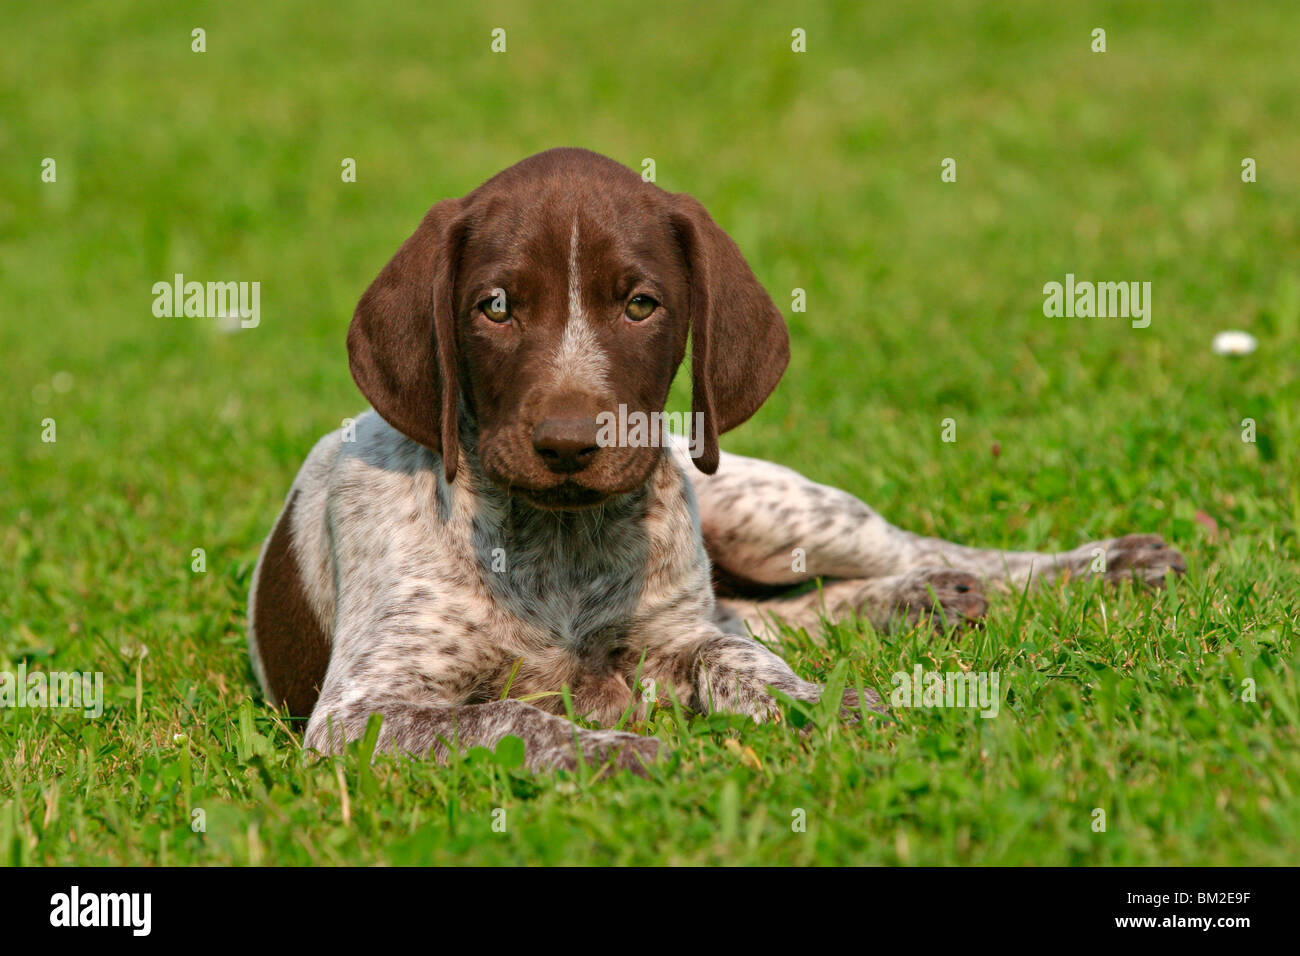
[675,439,1183,589]
[714,572,989,637]
[672,438,911,587]
[676,439,1183,636]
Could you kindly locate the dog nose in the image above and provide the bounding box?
[532,419,601,474]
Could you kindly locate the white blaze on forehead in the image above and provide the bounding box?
[567,215,582,320]
[552,215,611,389]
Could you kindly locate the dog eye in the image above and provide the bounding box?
[625,295,658,321]
[478,291,510,323]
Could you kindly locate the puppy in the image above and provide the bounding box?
[248,148,1184,772]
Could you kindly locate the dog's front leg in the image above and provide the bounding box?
[656,629,886,723]
[303,696,662,774]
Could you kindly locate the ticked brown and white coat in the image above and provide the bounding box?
[247,149,1184,772]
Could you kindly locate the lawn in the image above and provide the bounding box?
[1,0,1297,865]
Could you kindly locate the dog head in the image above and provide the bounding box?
[347,148,788,509]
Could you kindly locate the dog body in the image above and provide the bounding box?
[248,148,1184,771]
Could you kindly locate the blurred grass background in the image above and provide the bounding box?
[1,0,1297,865]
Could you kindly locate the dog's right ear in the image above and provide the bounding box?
[347,199,468,481]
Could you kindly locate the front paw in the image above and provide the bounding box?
[838,685,888,719]
[1079,534,1186,587]
[548,728,663,775]
[891,569,988,632]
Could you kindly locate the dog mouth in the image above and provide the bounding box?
[512,481,611,511]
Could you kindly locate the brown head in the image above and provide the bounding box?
[347,148,788,509]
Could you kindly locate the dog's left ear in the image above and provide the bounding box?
[671,194,790,474]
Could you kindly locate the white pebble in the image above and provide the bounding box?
[1212,330,1258,356]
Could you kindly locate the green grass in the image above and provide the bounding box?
[2,0,1298,865]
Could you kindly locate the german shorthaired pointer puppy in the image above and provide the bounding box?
[247,148,1185,772]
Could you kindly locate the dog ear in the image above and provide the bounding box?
[671,194,790,474]
[347,199,468,481]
